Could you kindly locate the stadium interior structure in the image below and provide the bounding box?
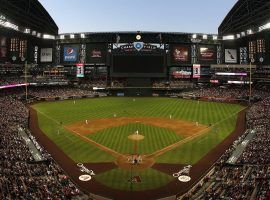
[0,0,269,199]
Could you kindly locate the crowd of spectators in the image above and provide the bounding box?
[181,88,270,200]
[152,80,195,89]
[1,82,270,199]
[179,85,269,101]
[237,97,270,165]
[0,96,85,199]
[28,86,97,99]
[0,76,25,86]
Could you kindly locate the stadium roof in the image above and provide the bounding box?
[0,0,58,35]
[219,0,270,35]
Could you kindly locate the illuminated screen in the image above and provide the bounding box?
[112,55,165,77]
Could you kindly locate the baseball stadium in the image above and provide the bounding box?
[0,0,270,200]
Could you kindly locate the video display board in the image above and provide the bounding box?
[0,36,7,58]
[86,43,107,64]
[112,55,165,77]
[224,49,237,63]
[76,63,84,78]
[171,45,190,64]
[198,45,216,62]
[193,64,201,78]
[40,48,53,62]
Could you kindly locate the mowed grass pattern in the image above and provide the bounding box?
[94,168,173,191]
[88,123,183,154]
[33,97,245,163]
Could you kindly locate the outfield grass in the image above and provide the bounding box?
[33,97,245,164]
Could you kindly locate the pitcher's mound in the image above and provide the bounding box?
[128,134,145,141]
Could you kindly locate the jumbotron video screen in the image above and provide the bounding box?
[111,55,165,77]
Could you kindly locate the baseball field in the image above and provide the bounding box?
[31,97,245,195]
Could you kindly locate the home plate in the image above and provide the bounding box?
[79,174,92,182]
[178,175,191,182]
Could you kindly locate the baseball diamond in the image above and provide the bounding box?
[29,97,245,198]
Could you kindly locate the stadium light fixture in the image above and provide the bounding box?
[60,35,65,39]
[203,35,208,39]
[241,32,245,37]
[32,31,36,36]
[24,28,31,34]
[258,22,270,32]
[70,34,75,39]
[236,34,241,38]
[80,33,85,38]
[223,35,235,40]
[212,35,218,40]
[247,29,253,35]
[37,33,41,38]
[43,34,55,39]
[192,34,197,39]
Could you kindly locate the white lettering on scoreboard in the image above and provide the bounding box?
[40,48,53,62]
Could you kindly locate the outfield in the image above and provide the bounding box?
[32,97,245,191]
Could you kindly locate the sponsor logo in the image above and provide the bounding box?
[79,175,92,182]
[178,175,191,182]
[173,165,192,182]
[77,163,95,176]
[128,176,142,183]
[64,47,77,62]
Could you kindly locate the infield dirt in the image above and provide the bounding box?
[64,117,210,170]
[65,117,208,137]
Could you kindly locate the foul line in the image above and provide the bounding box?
[34,106,246,161]
[146,107,246,158]
[35,109,121,158]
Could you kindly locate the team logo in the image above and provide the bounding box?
[133,42,144,51]
[66,48,74,55]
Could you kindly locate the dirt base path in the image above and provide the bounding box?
[66,117,207,137]
[65,117,209,170]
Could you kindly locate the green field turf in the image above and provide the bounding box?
[32,97,245,191]
[33,97,244,163]
[94,168,173,191]
[88,123,184,155]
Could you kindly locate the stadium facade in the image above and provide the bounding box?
[1,0,270,93]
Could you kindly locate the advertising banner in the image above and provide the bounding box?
[172,45,189,62]
[40,48,53,62]
[86,43,107,64]
[64,46,78,62]
[199,46,215,61]
[0,47,7,58]
[76,63,84,78]
[0,37,6,46]
[193,64,201,78]
[0,36,7,58]
[225,49,237,63]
